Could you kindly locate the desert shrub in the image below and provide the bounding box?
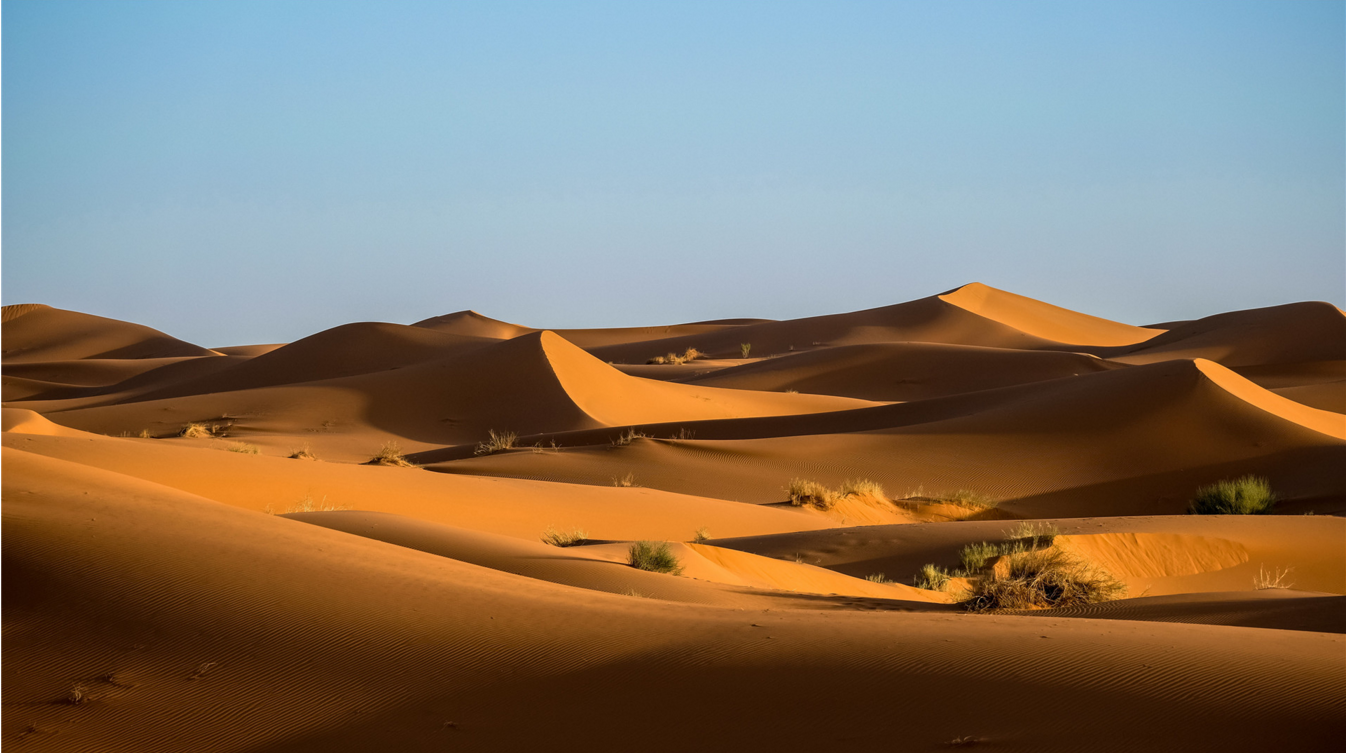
[288,445,319,460]
[865,573,888,583]
[541,526,588,547]
[647,355,668,365]
[692,526,710,544]
[628,541,683,575]
[840,478,886,500]
[937,489,998,509]
[179,422,223,439]
[740,343,752,358]
[958,542,1000,574]
[1004,521,1060,550]
[682,347,703,362]
[285,495,347,513]
[913,564,952,591]
[612,428,648,447]
[612,472,639,487]
[786,478,838,510]
[226,442,260,454]
[1253,565,1294,590]
[138,429,152,438]
[1189,475,1276,515]
[369,441,415,467]
[474,429,517,456]
[964,547,1124,612]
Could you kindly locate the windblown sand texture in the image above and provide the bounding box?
[3,283,1344,751]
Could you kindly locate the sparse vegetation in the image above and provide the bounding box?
[475,429,517,455]
[621,587,650,598]
[612,428,648,446]
[288,444,319,460]
[138,429,152,438]
[740,343,752,358]
[958,542,1000,573]
[1253,565,1294,590]
[865,573,888,583]
[541,526,588,547]
[964,546,1124,612]
[285,495,347,513]
[786,478,838,510]
[1005,521,1060,549]
[179,422,224,439]
[628,541,683,575]
[66,684,89,705]
[1189,475,1276,515]
[692,526,711,544]
[646,348,701,366]
[839,478,886,500]
[936,489,998,509]
[369,441,415,467]
[913,564,953,591]
[612,472,639,487]
[226,442,260,454]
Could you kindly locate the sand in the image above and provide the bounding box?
[4,282,1344,751]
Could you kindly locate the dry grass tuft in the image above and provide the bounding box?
[612,472,640,487]
[474,429,517,455]
[541,526,589,547]
[628,541,683,575]
[288,444,319,460]
[936,489,998,509]
[138,429,152,438]
[1253,565,1295,590]
[692,526,711,544]
[839,478,886,500]
[369,441,416,467]
[958,542,1001,574]
[285,495,348,513]
[179,422,225,439]
[66,684,89,705]
[612,428,648,446]
[646,355,668,365]
[864,573,888,583]
[913,564,953,591]
[1189,475,1277,515]
[964,547,1124,612]
[226,442,260,455]
[740,343,752,358]
[786,478,838,510]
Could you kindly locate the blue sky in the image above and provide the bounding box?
[4,0,1342,346]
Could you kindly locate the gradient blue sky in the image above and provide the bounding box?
[4,0,1343,346]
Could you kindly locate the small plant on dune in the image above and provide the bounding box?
[672,427,695,441]
[1253,565,1295,590]
[541,526,589,547]
[646,355,668,365]
[964,547,1124,612]
[958,542,1001,574]
[682,347,703,362]
[865,573,888,583]
[840,478,887,501]
[628,541,683,575]
[288,445,319,460]
[612,428,648,447]
[285,495,348,513]
[740,343,752,358]
[474,429,517,456]
[1004,521,1060,550]
[369,441,415,467]
[936,489,998,510]
[179,422,224,439]
[612,472,640,487]
[226,442,260,454]
[1189,475,1277,515]
[621,587,650,598]
[692,526,711,544]
[913,564,953,591]
[786,478,838,511]
[138,429,152,438]
[66,684,89,705]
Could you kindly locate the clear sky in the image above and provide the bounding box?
[3,0,1343,346]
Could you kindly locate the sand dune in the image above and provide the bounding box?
[5,285,1344,751]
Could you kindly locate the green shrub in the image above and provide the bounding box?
[958,542,1000,574]
[628,541,683,575]
[913,564,952,591]
[1189,475,1276,515]
[740,343,752,358]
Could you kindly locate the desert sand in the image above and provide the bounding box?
[3,282,1344,751]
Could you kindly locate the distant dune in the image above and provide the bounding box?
[4,283,1343,751]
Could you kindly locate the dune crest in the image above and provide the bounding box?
[938,282,1165,347]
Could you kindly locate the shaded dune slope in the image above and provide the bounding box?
[1,304,215,363]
